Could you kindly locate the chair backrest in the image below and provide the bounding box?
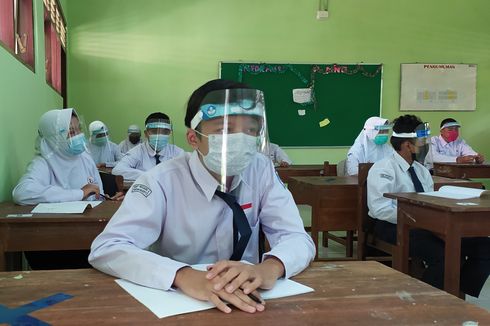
[357,162,395,260]
[99,171,124,197]
[322,161,338,176]
[336,159,347,176]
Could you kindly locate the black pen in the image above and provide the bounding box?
[248,293,264,305]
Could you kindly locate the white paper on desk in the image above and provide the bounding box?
[420,185,486,199]
[31,201,102,214]
[115,264,314,319]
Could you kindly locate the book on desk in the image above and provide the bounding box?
[420,186,490,200]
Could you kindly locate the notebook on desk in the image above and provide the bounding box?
[420,186,490,200]
[31,201,102,214]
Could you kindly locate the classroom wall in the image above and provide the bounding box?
[0,0,64,202]
[65,0,490,165]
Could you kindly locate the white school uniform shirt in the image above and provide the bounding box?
[346,117,394,176]
[267,143,292,165]
[89,151,315,290]
[12,152,103,205]
[429,135,477,165]
[88,141,123,167]
[112,141,184,180]
[367,152,433,224]
[118,138,141,154]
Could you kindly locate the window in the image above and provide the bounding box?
[43,0,66,99]
[0,0,34,69]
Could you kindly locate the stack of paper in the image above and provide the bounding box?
[115,264,314,318]
[31,201,102,214]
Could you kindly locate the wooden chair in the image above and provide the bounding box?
[99,171,124,197]
[322,161,337,176]
[320,161,354,257]
[356,163,394,261]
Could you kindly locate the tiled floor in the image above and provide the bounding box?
[297,204,490,312]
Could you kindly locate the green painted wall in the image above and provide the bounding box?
[0,0,63,201]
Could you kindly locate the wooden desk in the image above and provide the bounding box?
[384,192,490,296]
[275,165,324,183]
[287,175,482,260]
[123,180,134,191]
[288,176,359,259]
[433,162,490,179]
[0,201,121,271]
[0,261,487,325]
[432,175,483,190]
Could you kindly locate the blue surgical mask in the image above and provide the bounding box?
[92,136,108,146]
[67,133,87,155]
[373,134,388,145]
[148,134,169,152]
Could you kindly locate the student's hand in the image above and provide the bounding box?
[456,155,476,164]
[173,267,264,314]
[279,161,290,167]
[110,192,125,201]
[206,257,285,296]
[475,153,485,164]
[81,184,100,200]
[96,163,106,168]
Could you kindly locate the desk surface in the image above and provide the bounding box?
[0,201,120,222]
[0,201,121,271]
[433,162,490,178]
[0,261,488,325]
[384,192,490,212]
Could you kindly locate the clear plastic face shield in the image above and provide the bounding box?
[190,88,269,189]
[145,119,173,155]
[440,121,461,143]
[127,125,141,144]
[65,112,89,156]
[372,123,392,145]
[413,122,431,164]
[89,121,111,147]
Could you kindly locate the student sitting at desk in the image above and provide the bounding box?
[12,108,111,269]
[367,114,490,298]
[346,117,394,176]
[89,79,315,314]
[429,118,485,166]
[119,124,142,154]
[267,143,292,167]
[112,112,184,180]
[87,120,123,168]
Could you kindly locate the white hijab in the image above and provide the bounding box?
[35,108,102,190]
[348,117,394,163]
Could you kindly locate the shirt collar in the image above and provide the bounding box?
[438,135,450,146]
[393,151,411,172]
[188,151,247,201]
[144,140,159,157]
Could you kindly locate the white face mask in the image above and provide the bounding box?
[197,132,258,176]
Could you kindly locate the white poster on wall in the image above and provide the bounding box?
[400,64,477,111]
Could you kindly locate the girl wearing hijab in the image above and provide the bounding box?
[12,108,108,269]
[13,108,104,204]
[87,120,123,168]
[345,117,394,176]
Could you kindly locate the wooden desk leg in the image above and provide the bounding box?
[444,230,461,296]
[311,203,319,260]
[346,231,353,257]
[394,207,410,273]
[0,244,5,272]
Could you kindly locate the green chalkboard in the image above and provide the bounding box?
[220,62,382,147]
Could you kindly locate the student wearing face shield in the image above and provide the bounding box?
[428,118,485,167]
[12,108,109,269]
[112,112,184,180]
[89,79,315,314]
[87,120,123,168]
[367,114,490,299]
[346,117,395,176]
[119,124,142,154]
